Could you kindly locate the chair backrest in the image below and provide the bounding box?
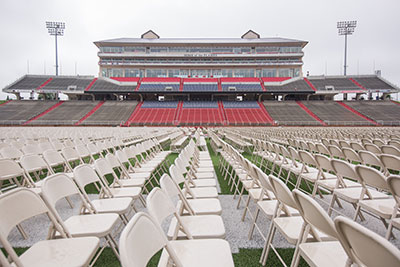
[146,188,177,225]
[331,159,359,182]
[342,147,362,163]
[381,145,400,157]
[387,176,400,206]
[364,143,382,154]
[0,147,23,160]
[94,158,114,178]
[169,164,185,185]
[76,145,90,158]
[160,173,180,198]
[119,212,182,267]
[316,143,330,155]
[292,189,338,239]
[314,154,334,173]
[62,147,81,161]
[20,154,49,172]
[298,150,317,167]
[334,216,400,267]
[0,159,27,182]
[268,175,298,211]
[355,165,390,192]
[0,244,11,267]
[328,145,344,159]
[42,173,82,208]
[350,142,364,152]
[21,144,41,155]
[43,149,66,166]
[358,150,384,170]
[73,164,107,193]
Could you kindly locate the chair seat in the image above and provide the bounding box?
[167,215,226,239]
[186,187,218,199]
[194,172,215,180]
[128,172,151,180]
[359,198,396,219]
[19,237,100,267]
[195,167,215,173]
[334,187,390,203]
[158,239,234,267]
[191,179,217,188]
[182,199,222,215]
[109,187,141,198]
[274,216,333,245]
[257,200,299,219]
[299,241,348,267]
[249,188,274,201]
[117,179,145,187]
[318,178,360,191]
[91,197,132,214]
[133,167,155,173]
[63,213,119,237]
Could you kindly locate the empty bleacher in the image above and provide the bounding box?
[307,77,361,91]
[138,78,180,92]
[266,79,315,93]
[179,101,223,125]
[223,101,271,125]
[41,77,93,91]
[302,101,374,125]
[221,77,262,92]
[345,101,400,125]
[7,76,50,90]
[183,78,218,92]
[263,101,319,125]
[352,77,395,90]
[80,101,138,125]
[28,101,101,125]
[87,79,136,92]
[0,101,57,125]
[128,101,178,125]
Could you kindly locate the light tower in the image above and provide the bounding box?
[337,21,357,76]
[46,21,65,76]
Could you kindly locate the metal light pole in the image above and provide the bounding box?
[46,21,65,76]
[337,21,357,76]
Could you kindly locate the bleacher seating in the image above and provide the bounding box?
[88,79,136,92]
[223,101,271,125]
[139,83,180,91]
[345,101,400,125]
[307,77,361,91]
[352,77,395,90]
[263,101,318,125]
[183,83,218,91]
[81,101,138,125]
[179,101,223,125]
[7,76,50,90]
[302,101,374,125]
[41,77,93,91]
[0,101,57,124]
[29,101,101,125]
[182,101,218,109]
[266,79,315,92]
[128,101,178,125]
[221,83,262,91]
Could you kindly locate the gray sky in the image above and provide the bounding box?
[0,0,399,99]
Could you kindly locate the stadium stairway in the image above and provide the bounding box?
[173,101,183,125]
[84,78,98,91]
[303,78,317,91]
[36,77,53,90]
[296,101,326,126]
[179,79,184,91]
[135,78,142,91]
[0,100,12,106]
[218,101,228,124]
[124,102,143,126]
[349,78,367,90]
[259,78,267,91]
[258,102,275,125]
[337,101,379,125]
[23,101,64,125]
[217,79,222,91]
[75,101,105,125]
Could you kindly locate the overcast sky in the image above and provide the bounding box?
[0,0,399,99]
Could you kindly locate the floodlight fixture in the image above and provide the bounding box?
[337,20,357,76]
[46,21,65,76]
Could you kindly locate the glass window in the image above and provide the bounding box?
[191,69,211,77]
[125,69,141,77]
[124,47,146,53]
[233,69,255,77]
[262,69,277,77]
[278,68,290,77]
[168,69,180,77]
[221,69,233,77]
[146,69,167,77]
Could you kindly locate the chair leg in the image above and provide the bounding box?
[248,207,260,240]
[260,223,277,266]
[241,195,252,221]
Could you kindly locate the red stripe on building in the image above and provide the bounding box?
[36,78,53,90]
[85,78,98,91]
[349,78,367,90]
[337,102,379,125]
[304,78,317,91]
[296,101,326,125]
[23,101,64,125]
[75,101,105,125]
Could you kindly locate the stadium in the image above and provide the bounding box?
[1,26,400,267]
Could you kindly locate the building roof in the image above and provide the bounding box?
[94,37,308,47]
